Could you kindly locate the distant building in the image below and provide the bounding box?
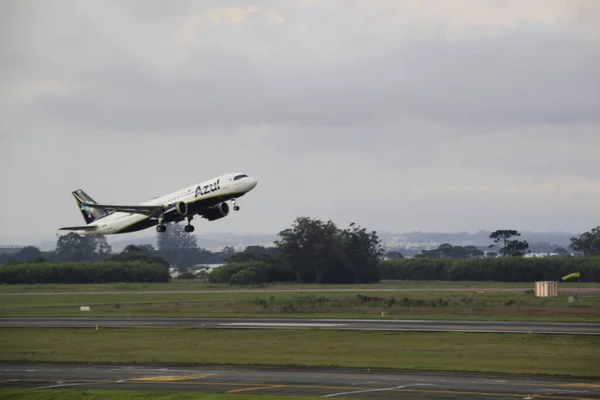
[169,264,224,279]
[0,245,24,255]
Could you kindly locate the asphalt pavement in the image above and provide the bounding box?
[1,363,599,399]
[1,316,599,335]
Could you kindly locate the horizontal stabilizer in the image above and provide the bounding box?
[58,225,98,231]
[82,202,163,216]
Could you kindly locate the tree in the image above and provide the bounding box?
[122,244,140,254]
[414,244,484,259]
[386,251,404,259]
[221,246,236,259]
[96,236,112,258]
[276,217,340,283]
[227,245,280,264]
[553,247,570,257]
[109,244,169,268]
[275,217,383,284]
[489,230,530,257]
[55,233,112,262]
[13,246,43,263]
[156,222,200,266]
[338,222,384,283]
[463,246,485,258]
[570,226,600,256]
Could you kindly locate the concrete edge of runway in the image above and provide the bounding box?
[3,360,599,382]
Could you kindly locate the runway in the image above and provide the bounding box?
[1,363,599,399]
[1,317,599,335]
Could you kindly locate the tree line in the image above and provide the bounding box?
[379,256,600,282]
[1,221,599,285]
[0,225,234,267]
[208,224,600,285]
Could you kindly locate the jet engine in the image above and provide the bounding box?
[202,202,230,221]
[175,201,188,216]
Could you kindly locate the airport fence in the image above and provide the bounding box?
[378,256,600,282]
[0,261,170,284]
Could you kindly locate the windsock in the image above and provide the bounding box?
[561,272,580,281]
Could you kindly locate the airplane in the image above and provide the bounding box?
[58,172,258,235]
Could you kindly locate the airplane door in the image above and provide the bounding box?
[220,175,231,191]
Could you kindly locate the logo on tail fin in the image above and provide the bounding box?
[72,189,109,224]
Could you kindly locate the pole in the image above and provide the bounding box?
[576,264,581,301]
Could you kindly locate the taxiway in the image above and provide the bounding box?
[0,317,598,335]
[1,363,599,399]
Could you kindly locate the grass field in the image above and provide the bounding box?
[1,286,599,322]
[1,280,598,293]
[1,328,598,377]
[0,389,328,400]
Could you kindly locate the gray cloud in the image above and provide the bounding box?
[25,25,600,131]
[1,0,599,241]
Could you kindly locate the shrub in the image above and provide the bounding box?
[0,261,170,284]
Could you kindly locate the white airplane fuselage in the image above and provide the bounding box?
[60,172,258,235]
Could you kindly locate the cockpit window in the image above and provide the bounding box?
[233,174,248,180]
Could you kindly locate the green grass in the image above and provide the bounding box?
[1,328,598,377]
[0,280,597,293]
[0,389,329,400]
[1,288,599,322]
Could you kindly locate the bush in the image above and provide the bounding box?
[0,261,170,284]
[209,261,295,285]
[379,256,600,282]
[230,268,267,285]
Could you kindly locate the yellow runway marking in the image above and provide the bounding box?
[556,383,600,389]
[227,384,286,393]
[131,374,214,382]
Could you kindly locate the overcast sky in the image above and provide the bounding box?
[1,0,599,244]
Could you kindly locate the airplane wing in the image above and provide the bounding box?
[58,225,99,231]
[81,203,163,216]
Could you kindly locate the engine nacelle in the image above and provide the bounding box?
[175,201,188,216]
[202,202,230,221]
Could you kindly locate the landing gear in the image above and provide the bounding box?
[156,213,166,233]
[184,216,195,233]
[232,198,240,211]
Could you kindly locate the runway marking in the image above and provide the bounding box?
[219,322,347,327]
[227,384,287,393]
[131,374,214,381]
[323,385,412,397]
[556,383,600,389]
[33,382,98,390]
[132,381,379,390]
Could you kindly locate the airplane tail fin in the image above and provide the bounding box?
[71,189,110,224]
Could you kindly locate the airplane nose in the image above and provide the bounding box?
[248,177,258,189]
